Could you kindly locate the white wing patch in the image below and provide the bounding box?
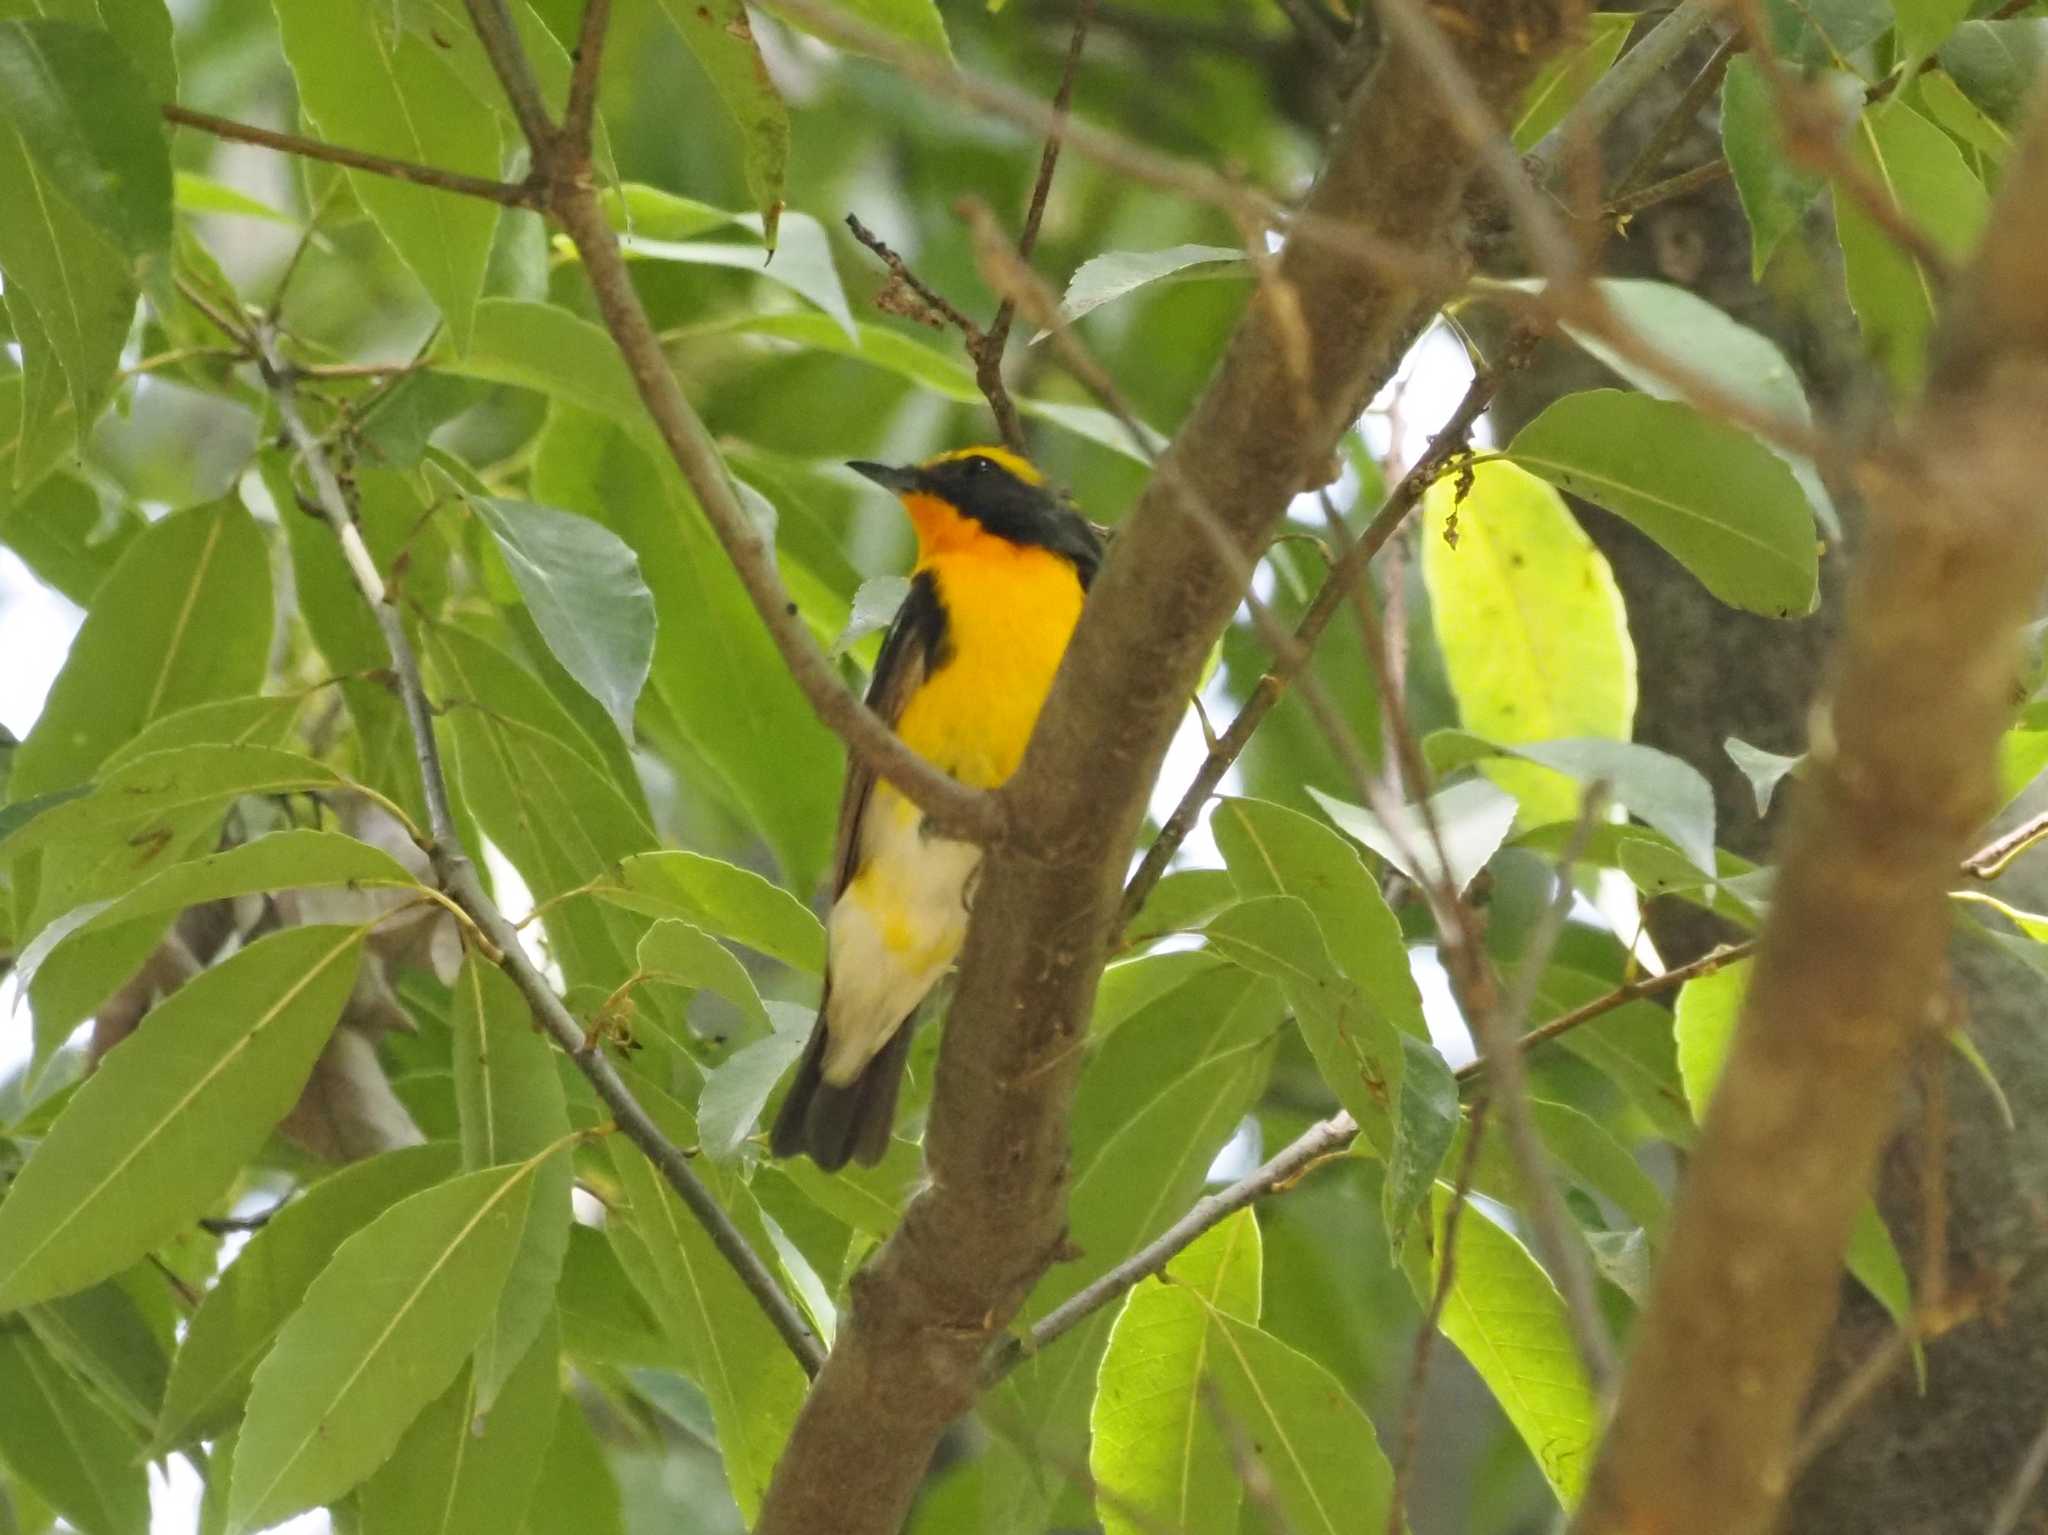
[821,784,982,1084]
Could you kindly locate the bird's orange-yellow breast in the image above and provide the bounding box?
[892,492,1087,787]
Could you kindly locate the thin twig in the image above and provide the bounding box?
[1606,158,1732,219]
[1528,0,1724,181]
[253,319,827,1378]
[1986,1408,2048,1535]
[1114,358,1508,935]
[983,1111,1359,1382]
[1961,809,2048,878]
[844,212,986,336]
[1460,791,1619,1389]
[1385,1095,1491,1535]
[974,0,1097,450]
[162,104,540,209]
[1614,33,1742,196]
[563,0,612,149]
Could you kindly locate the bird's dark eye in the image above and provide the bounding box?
[966,456,992,476]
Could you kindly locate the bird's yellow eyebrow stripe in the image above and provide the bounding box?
[920,444,1044,485]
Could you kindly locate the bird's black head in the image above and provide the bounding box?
[848,446,1102,584]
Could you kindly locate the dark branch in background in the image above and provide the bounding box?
[450,0,1001,846]
[1572,86,2048,1535]
[1604,158,1731,220]
[162,104,542,209]
[1612,32,1741,198]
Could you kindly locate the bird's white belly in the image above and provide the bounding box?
[822,786,982,1083]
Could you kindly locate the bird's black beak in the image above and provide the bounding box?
[847,460,921,494]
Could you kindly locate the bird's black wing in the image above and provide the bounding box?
[829,568,950,897]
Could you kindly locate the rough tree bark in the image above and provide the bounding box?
[750,8,1577,1533]
[1568,84,2048,1535]
[1491,38,2048,1531]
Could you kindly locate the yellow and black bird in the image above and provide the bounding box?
[771,446,1103,1170]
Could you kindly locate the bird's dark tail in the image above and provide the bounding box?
[769,1015,913,1171]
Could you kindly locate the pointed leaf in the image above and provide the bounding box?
[638,918,773,1036]
[0,1328,149,1535]
[1403,1191,1598,1506]
[8,498,271,801]
[272,0,499,349]
[229,1159,546,1533]
[1041,244,1246,336]
[155,1143,461,1450]
[518,1394,623,1535]
[453,957,573,1413]
[648,0,788,232]
[1423,460,1635,827]
[1726,735,1803,817]
[1722,56,1834,279]
[1202,1308,1395,1534]
[1512,12,1635,148]
[1090,1210,1263,1535]
[452,485,656,737]
[1507,390,1818,616]
[599,850,824,971]
[359,1318,561,1535]
[699,1002,813,1159]
[1308,777,1518,895]
[0,925,365,1310]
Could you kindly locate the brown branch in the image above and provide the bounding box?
[1960,808,2048,878]
[750,13,1573,1531]
[162,104,541,209]
[562,0,611,150]
[843,213,986,337]
[252,324,827,1378]
[1604,157,1731,219]
[1613,33,1742,197]
[1571,87,2048,1535]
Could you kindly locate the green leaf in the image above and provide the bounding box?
[8,497,271,801]
[1042,244,1246,335]
[1507,390,1818,616]
[1202,1308,1395,1534]
[638,917,774,1036]
[448,479,657,737]
[0,467,144,602]
[173,170,294,224]
[1206,896,1399,1152]
[756,0,949,59]
[1089,1210,1262,1535]
[1766,0,1892,67]
[0,925,366,1310]
[1427,732,1718,874]
[0,131,132,489]
[0,20,169,268]
[1915,69,2013,159]
[596,849,825,972]
[1837,99,1990,397]
[1896,0,1973,63]
[1511,12,1635,149]
[1726,735,1803,817]
[0,1328,149,1535]
[453,956,574,1414]
[17,829,423,1049]
[1422,460,1635,826]
[425,625,657,990]
[1722,56,1829,279]
[610,203,854,341]
[155,1143,461,1450]
[1210,797,1423,1035]
[531,406,838,887]
[698,1002,813,1159]
[518,1395,623,1535]
[1940,19,2046,125]
[1387,1035,1460,1253]
[229,1158,547,1533]
[272,0,500,350]
[1404,1190,1599,1506]
[359,1318,561,1535]
[21,1276,167,1437]
[989,963,1282,1535]
[1533,276,1837,532]
[648,0,789,234]
[605,1097,807,1523]
[1308,778,1519,895]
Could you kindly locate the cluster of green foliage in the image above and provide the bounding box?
[0,0,2042,1531]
